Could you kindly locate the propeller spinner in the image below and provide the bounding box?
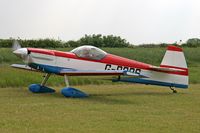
[12,40,30,64]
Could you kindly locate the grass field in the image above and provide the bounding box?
[0,84,200,133]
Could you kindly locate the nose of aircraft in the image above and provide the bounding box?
[13,48,28,58]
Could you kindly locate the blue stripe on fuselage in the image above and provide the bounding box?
[28,63,74,74]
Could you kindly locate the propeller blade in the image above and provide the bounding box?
[12,40,21,51]
[24,54,31,65]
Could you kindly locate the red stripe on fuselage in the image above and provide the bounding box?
[28,48,55,55]
[101,54,151,69]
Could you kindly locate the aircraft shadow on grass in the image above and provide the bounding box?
[44,90,187,105]
[12,87,187,105]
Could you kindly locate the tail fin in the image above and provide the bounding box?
[160,45,188,69]
[160,45,189,88]
[115,45,189,89]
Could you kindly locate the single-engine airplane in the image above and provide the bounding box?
[11,41,188,97]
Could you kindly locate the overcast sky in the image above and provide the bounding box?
[0,0,200,44]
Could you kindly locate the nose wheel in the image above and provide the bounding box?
[170,87,177,93]
[28,73,55,93]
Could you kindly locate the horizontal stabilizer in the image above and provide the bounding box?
[123,71,149,78]
[150,66,185,72]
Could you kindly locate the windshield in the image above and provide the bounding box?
[71,45,107,60]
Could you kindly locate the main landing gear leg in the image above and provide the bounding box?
[28,73,55,93]
[61,74,88,98]
[64,74,70,88]
[170,87,177,93]
[41,73,51,86]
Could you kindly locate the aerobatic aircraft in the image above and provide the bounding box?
[11,41,188,97]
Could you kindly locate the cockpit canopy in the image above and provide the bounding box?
[71,45,107,60]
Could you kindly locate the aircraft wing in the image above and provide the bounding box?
[11,64,39,72]
[59,69,124,76]
[59,68,147,77]
[11,64,147,78]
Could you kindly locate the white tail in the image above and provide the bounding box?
[112,45,189,89]
[161,45,187,69]
[159,45,189,88]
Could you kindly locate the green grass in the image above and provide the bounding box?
[189,67,200,84]
[0,48,22,64]
[0,84,199,133]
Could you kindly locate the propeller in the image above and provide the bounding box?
[23,51,31,65]
[12,40,31,65]
[12,40,21,51]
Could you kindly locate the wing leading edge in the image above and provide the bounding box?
[11,64,147,77]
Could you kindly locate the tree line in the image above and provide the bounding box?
[0,34,200,48]
[139,38,200,48]
[0,34,130,48]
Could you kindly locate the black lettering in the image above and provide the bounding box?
[105,64,112,70]
[135,69,141,74]
[117,66,123,70]
[129,68,135,73]
[123,67,129,71]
